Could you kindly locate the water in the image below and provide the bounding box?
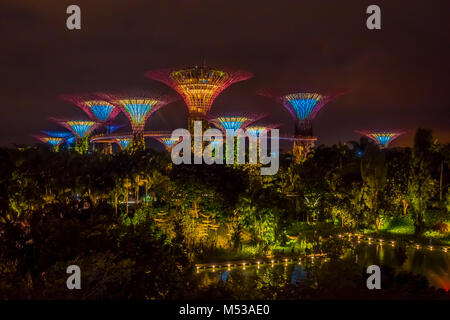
[196,242,450,293]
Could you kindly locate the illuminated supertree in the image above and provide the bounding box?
[61,94,123,154]
[42,130,75,149]
[51,119,98,154]
[356,130,405,148]
[34,135,64,151]
[246,125,277,140]
[155,137,181,152]
[260,89,345,163]
[145,65,253,133]
[115,138,132,151]
[60,94,121,129]
[101,91,173,152]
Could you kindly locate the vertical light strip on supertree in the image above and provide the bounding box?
[145,66,253,132]
[356,130,405,148]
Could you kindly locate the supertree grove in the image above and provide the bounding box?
[356,130,406,148]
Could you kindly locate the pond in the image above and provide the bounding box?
[195,241,450,296]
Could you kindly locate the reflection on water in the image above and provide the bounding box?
[196,243,450,291]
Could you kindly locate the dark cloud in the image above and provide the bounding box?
[0,0,449,147]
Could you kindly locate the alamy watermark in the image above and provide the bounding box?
[170,121,279,175]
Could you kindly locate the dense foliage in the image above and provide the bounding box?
[0,128,448,299]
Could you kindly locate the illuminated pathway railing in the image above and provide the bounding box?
[195,233,449,272]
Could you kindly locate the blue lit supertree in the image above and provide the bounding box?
[42,130,75,149]
[100,90,175,152]
[154,136,181,152]
[34,135,64,151]
[259,89,346,163]
[51,118,98,154]
[356,130,406,148]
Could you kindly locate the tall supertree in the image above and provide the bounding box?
[260,89,345,163]
[34,135,64,151]
[145,65,253,133]
[101,90,173,152]
[51,119,98,154]
[356,130,405,148]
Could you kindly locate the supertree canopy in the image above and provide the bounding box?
[245,125,277,140]
[101,91,172,151]
[213,116,248,135]
[60,94,121,124]
[155,137,180,152]
[34,135,64,151]
[145,66,253,132]
[115,138,132,150]
[356,130,405,148]
[41,131,73,139]
[60,120,98,138]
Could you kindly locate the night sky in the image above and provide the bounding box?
[1,0,449,149]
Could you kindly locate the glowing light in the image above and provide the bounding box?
[119,99,159,129]
[246,126,269,139]
[416,245,420,250]
[65,121,97,138]
[42,131,73,139]
[84,101,116,122]
[356,130,405,148]
[216,116,248,134]
[146,66,252,116]
[116,138,132,150]
[284,93,323,120]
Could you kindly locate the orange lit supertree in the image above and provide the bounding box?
[145,65,253,133]
[100,90,175,152]
[356,130,406,148]
[259,89,346,163]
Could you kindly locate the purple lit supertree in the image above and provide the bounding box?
[100,90,174,152]
[145,65,253,133]
[356,130,406,148]
[259,89,346,163]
